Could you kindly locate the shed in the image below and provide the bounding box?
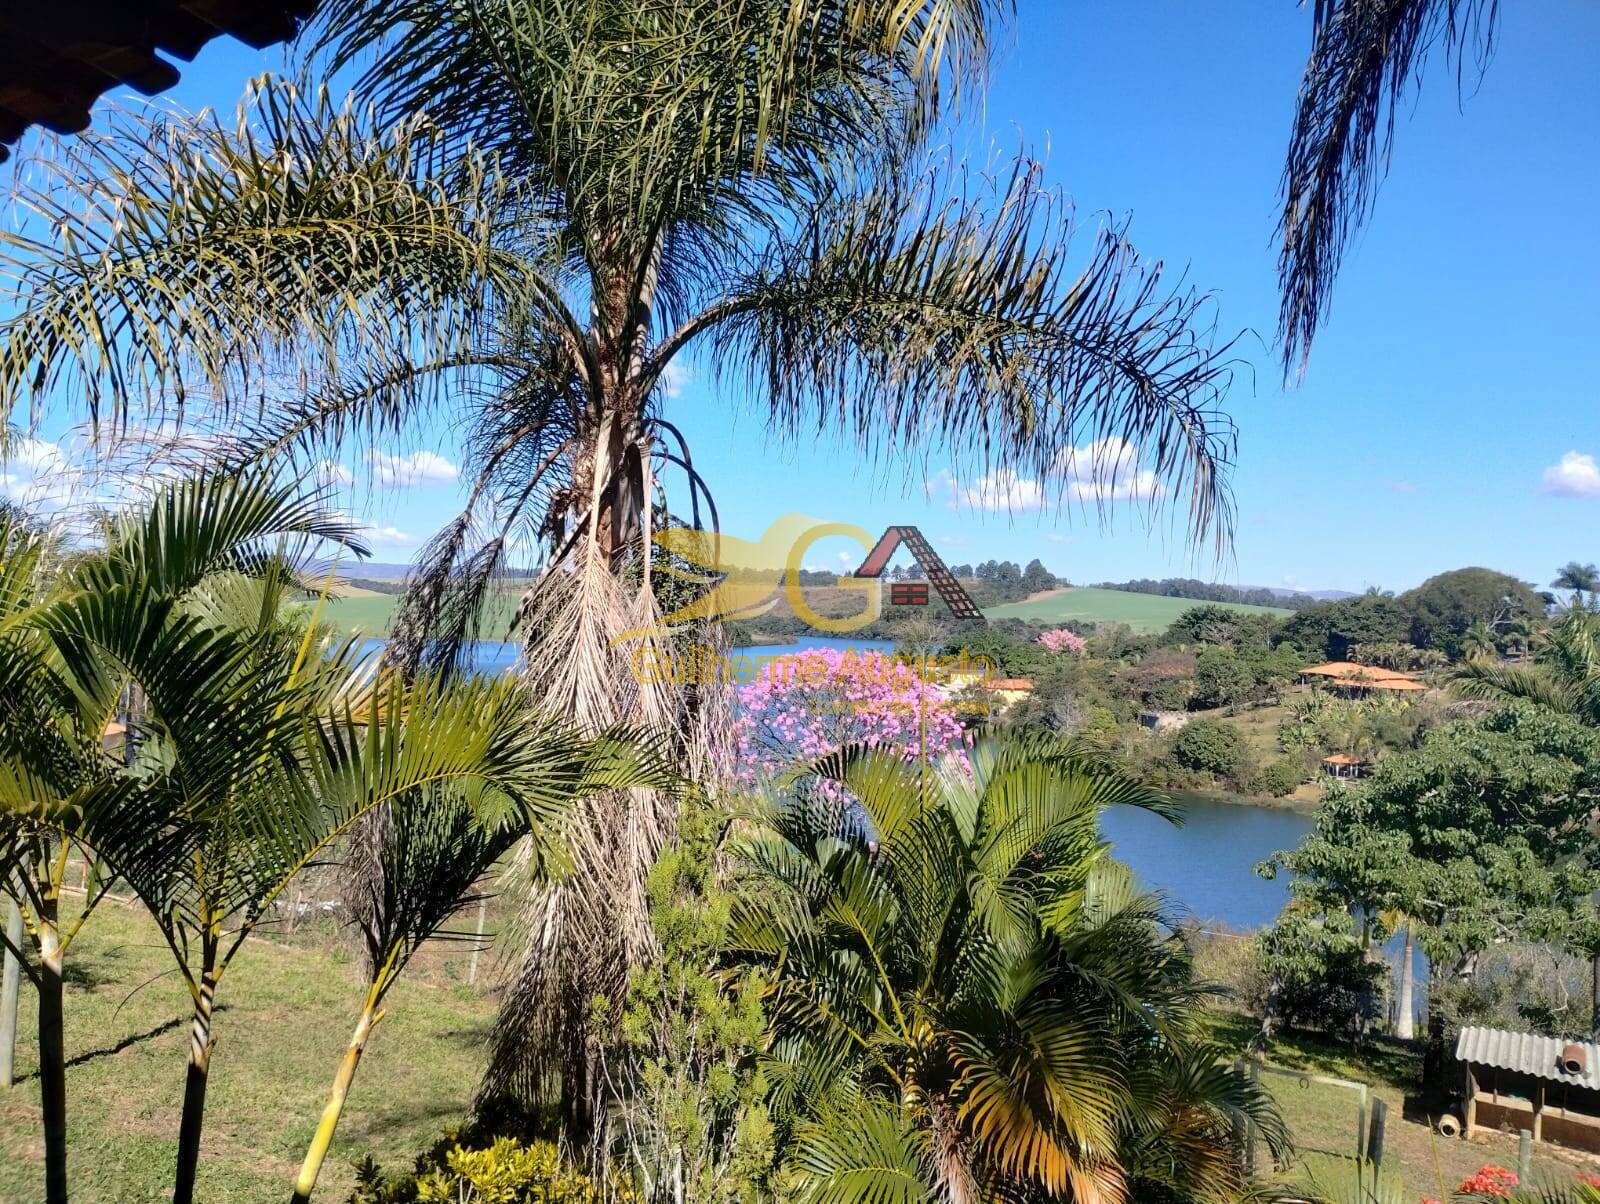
[1455,1025,1600,1152]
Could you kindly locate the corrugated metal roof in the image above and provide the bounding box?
[1456,1026,1600,1091]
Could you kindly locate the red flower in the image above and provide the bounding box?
[1456,1165,1519,1197]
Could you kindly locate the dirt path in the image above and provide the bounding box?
[1022,586,1069,603]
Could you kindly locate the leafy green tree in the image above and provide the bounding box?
[733,735,1285,1204]
[1261,706,1600,1070]
[1553,562,1600,609]
[1281,591,1410,660]
[0,3,1245,1127]
[1170,718,1249,779]
[1253,909,1386,1041]
[1399,567,1544,657]
[1164,603,1282,651]
[1190,649,1256,710]
[1457,607,1600,728]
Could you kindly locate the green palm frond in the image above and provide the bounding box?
[738,731,1277,1204]
[791,1099,937,1204]
[0,77,538,430]
[695,158,1238,547]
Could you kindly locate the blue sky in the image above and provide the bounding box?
[5,1,1597,593]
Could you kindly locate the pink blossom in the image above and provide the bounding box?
[1037,628,1086,655]
[730,648,969,791]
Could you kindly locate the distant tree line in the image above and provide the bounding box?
[1092,577,1318,610]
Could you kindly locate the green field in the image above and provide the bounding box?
[983,587,1291,632]
[311,591,525,637]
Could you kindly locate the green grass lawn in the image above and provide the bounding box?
[982,586,1291,632]
[0,900,496,1203]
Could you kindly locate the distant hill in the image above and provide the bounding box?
[1258,587,1359,601]
[984,587,1290,632]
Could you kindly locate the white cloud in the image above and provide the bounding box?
[367,450,458,487]
[1540,451,1600,499]
[660,361,692,399]
[364,525,417,547]
[938,534,968,548]
[950,438,1161,513]
[961,468,1046,512]
[1055,437,1162,502]
[1045,533,1069,544]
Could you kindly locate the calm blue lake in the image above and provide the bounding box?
[361,635,1309,931]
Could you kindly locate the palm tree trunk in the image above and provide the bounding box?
[173,967,219,1204]
[38,904,68,1204]
[0,893,23,1088]
[290,998,381,1203]
[1395,921,1415,1041]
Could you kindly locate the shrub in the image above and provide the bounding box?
[1169,719,1247,778]
[1037,627,1086,655]
[349,1136,628,1204]
[1241,758,1305,799]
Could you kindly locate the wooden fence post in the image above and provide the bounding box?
[1367,1097,1388,1168]
[1518,1129,1532,1182]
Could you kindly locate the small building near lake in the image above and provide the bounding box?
[1320,753,1369,781]
[1455,1025,1600,1153]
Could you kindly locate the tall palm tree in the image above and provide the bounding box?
[731,734,1286,1204]
[0,2,1241,1128]
[1279,0,1500,373]
[1553,562,1600,609]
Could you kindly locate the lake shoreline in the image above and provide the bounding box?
[1180,788,1319,815]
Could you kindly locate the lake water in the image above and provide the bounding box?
[1102,796,1312,931]
[364,635,1309,932]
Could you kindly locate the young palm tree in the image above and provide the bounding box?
[0,510,122,1204]
[731,734,1286,1204]
[0,469,625,1204]
[291,731,678,1204]
[1279,0,1501,373]
[1552,562,1600,609]
[0,2,1242,1128]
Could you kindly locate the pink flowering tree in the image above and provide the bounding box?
[731,648,968,789]
[1038,627,1087,655]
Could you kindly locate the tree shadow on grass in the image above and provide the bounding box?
[15,1006,227,1083]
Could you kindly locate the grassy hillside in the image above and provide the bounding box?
[983,587,1290,632]
[311,590,526,637]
